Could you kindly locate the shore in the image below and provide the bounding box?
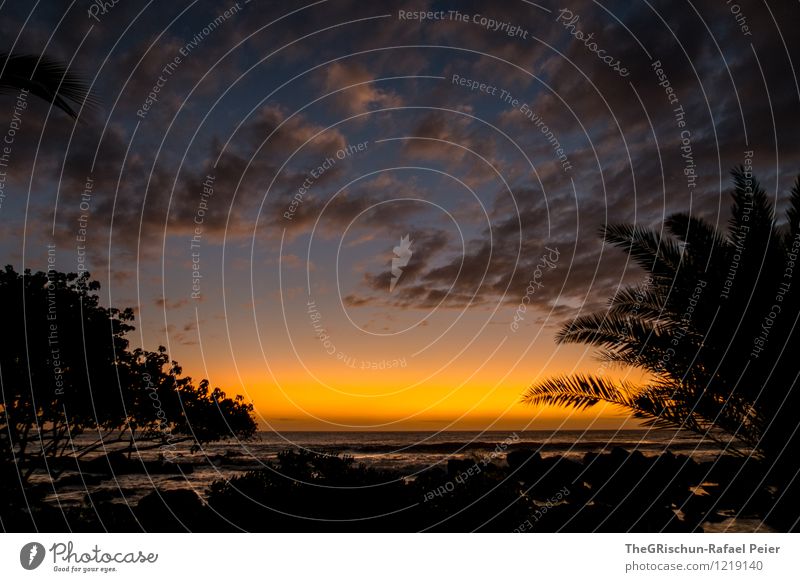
[7,444,782,532]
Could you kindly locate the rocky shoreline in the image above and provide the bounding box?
[5,447,789,532]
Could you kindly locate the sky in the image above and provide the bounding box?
[1,0,798,431]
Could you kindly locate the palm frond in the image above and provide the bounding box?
[601,223,683,281]
[522,375,711,434]
[665,212,727,268]
[608,284,667,321]
[557,311,681,348]
[786,175,800,244]
[522,374,641,411]
[522,168,800,462]
[728,165,774,243]
[0,52,95,118]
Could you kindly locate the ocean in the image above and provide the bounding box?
[233,428,730,468]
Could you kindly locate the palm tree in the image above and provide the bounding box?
[1,52,93,118]
[523,168,800,476]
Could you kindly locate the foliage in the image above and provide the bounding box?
[524,169,800,472]
[0,266,256,486]
[206,450,532,532]
[0,52,94,118]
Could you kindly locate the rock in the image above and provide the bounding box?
[80,451,138,475]
[506,449,543,471]
[56,473,105,487]
[135,488,210,532]
[143,460,194,474]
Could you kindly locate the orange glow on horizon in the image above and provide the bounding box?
[161,300,654,433]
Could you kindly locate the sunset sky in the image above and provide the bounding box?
[1,0,798,431]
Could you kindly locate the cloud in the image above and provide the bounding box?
[3,0,800,332]
[319,62,403,114]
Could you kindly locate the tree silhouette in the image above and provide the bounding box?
[0,266,256,488]
[523,169,800,481]
[1,52,93,118]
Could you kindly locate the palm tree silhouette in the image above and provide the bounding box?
[1,52,93,118]
[524,168,800,477]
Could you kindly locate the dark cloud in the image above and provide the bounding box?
[1,0,798,327]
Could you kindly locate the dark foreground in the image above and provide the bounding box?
[2,448,795,532]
